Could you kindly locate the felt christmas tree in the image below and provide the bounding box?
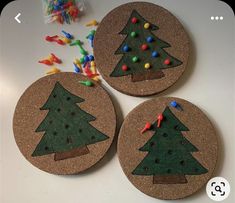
[32,82,108,161]
[132,107,208,184]
[110,10,182,82]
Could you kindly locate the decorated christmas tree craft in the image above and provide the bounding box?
[110,10,182,82]
[32,82,109,161]
[132,107,208,184]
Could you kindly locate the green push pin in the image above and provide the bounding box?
[80,56,85,64]
[80,48,88,55]
[131,31,137,38]
[132,56,139,63]
[79,80,94,87]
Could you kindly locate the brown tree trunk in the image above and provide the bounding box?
[54,146,90,161]
[131,70,165,82]
[153,175,188,184]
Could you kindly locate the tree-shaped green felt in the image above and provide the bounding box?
[132,107,208,184]
[110,10,182,82]
[32,82,109,161]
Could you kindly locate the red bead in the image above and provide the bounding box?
[141,44,148,51]
[164,59,171,65]
[131,17,138,24]
[122,65,128,71]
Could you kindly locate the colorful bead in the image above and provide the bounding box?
[131,31,137,38]
[123,45,130,52]
[122,65,128,71]
[164,59,171,65]
[144,23,150,29]
[152,51,159,57]
[141,44,148,51]
[132,56,139,63]
[144,63,150,69]
[147,36,154,43]
[131,17,138,24]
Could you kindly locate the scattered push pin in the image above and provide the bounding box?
[157,113,164,127]
[74,58,82,69]
[50,53,62,64]
[86,20,99,26]
[79,80,94,87]
[141,122,152,134]
[170,101,183,111]
[45,35,58,42]
[62,30,73,39]
[54,38,65,45]
[46,67,61,75]
[74,63,80,73]
[59,36,71,44]
[38,59,53,66]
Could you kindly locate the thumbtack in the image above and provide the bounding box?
[170,101,183,111]
[157,113,163,128]
[141,122,152,134]
[79,80,94,87]
[61,30,73,39]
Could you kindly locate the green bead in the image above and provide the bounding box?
[131,31,137,37]
[132,56,139,63]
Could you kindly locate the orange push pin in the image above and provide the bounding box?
[157,113,163,127]
[86,20,99,27]
[141,122,151,134]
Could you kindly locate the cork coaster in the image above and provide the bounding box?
[118,97,218,199]
[94,2,190,96]
[13,72,116,175]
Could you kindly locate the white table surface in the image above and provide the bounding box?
[0,0,234,202]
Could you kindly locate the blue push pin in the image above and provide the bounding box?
[123,45,130,52]
[89,55,94,61]
[147,36,154,43]
[73,63,80,73]
[170,101,183,111]
[62,30,73,39]
[84,55,90,63]
[152,51,159,58]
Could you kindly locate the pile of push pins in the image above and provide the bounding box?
[121,16,172,72]
[38,20,100,84]
[141,101,183,134]
[43,0,85,24]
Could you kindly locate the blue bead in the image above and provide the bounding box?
[170,101,178,107]
[147,36,154,43]
[89,55,94,61]
[123,45,129,52]
[152,51,159,57]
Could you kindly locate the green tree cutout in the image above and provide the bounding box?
[132,107,208,184]
[110,10,182,82]
[32,82,109,161]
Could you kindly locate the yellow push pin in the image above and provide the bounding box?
[74,58,82,69]
[144,63,151,69]
[86,20,99,27]
[144,23,150,29]
[59,36,71,44]
[46,67,61,75]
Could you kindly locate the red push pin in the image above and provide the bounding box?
[45,35,58,42]
[38,59,53,66]
[157,113,164,127]
[141,122,151,134]
[54,38,65,45]
[50,53,62,64]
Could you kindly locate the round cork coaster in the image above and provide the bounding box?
[118,97,218,199]
[94,2,190,96]
[13,72,116,175]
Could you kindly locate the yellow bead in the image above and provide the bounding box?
[144,23,150,29]
[144,63,150,69]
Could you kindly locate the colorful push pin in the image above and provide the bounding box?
[146,36,154,43]
[59,36,71,44]
[46,67,61,75]
[123,45,130,52]
[74,58,82,69]
[62,30,73,39]
[89,55,94,61]
[86,20,99,26]
[141,44,148,51]
[157,113,164,128]
[170,101,183,111]
[70,39,82,47]
[122,64,128,71]
[141,122,152,134]
[73,63,80,73]
[131,31,137,38]
[144,23,150,29]
[80,56,85,64]
[131,17,138,24]
[79,80,94,87]
[90,61,96,67]
[50,53,62,64]
[45,35,58,42]
[152,51,159,58]
[144,63,151,69]
[84,55,90,63]
[164,59,171,65]
[54,38,65,45]
[132,56,139,63]
[38,59,53,66]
